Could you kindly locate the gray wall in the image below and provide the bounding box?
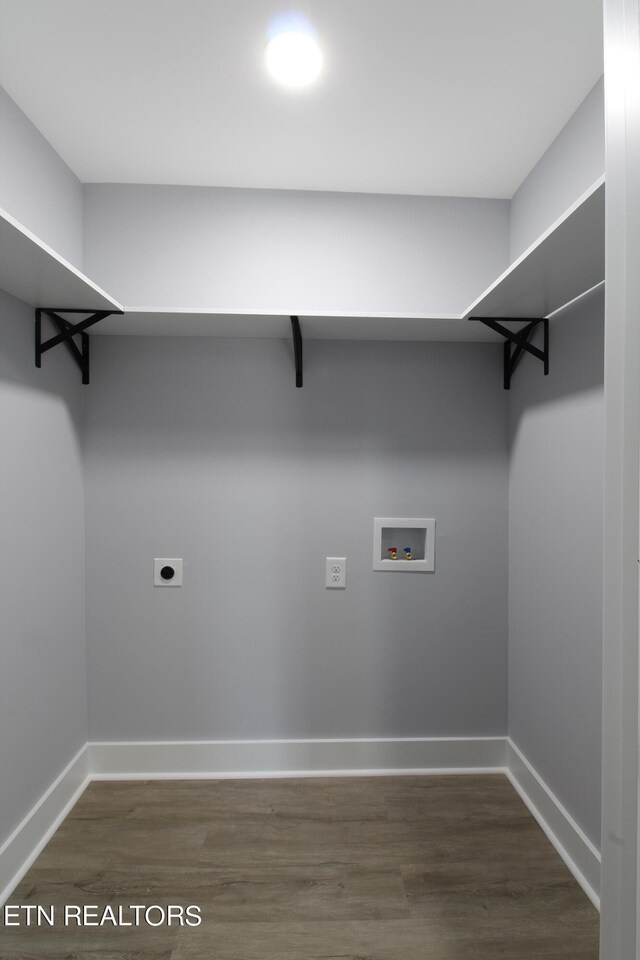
[0,85,83,268]
[0,290,88,845]
[84,337,508,741]
[508,287,604,847]
[510,77,604,261]
[83,184,510,316]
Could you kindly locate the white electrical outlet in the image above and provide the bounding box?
[326,557,346,589]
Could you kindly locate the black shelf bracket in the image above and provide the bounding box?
[469,316,549,390]
[291,315,303,387]
[35,308,123,385]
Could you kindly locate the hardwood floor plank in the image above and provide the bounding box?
[71,779,389,824]
[169,918,600,960]
[33,821,208,869]
[14,862,410,922]
[0,953,172,960]
[402,871,596,930]
[199,814,558,869]
[0,924,179,960]
[381,774,533,823]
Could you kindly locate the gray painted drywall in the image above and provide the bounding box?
[82,184,510,316]
[0,85,83,268]
[84,337,508,740]
[509,77,604,262]
[508,286,604,847]
[0,289,87,846]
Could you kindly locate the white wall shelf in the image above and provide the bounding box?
[463,176,604,323]
[91,177,604,342]
[0,206,122,313]
[0,178,604,364]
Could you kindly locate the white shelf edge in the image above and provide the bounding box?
[121,306,462,321]
[546,279,605,320]
[0,205,123,312]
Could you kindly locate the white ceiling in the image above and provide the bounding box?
[0,0,603,198]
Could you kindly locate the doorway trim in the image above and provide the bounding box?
[601,0,640,956]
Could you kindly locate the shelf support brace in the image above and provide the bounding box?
[291,315,303,388]
[35,308,122,385]
[469,317,549,390]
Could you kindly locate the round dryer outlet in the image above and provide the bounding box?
[154,558,183,586]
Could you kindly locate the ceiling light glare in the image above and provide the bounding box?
[265,30,323,88]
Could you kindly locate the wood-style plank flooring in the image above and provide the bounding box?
[0,775,599,959]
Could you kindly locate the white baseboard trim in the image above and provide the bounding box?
[89,736,507,779]
[505,738,601,910]
[0,735,601,916]
[0,744,90,907]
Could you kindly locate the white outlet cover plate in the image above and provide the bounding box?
[326,557,346,589]
[154,558,183,586]
[373,518,435,572]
